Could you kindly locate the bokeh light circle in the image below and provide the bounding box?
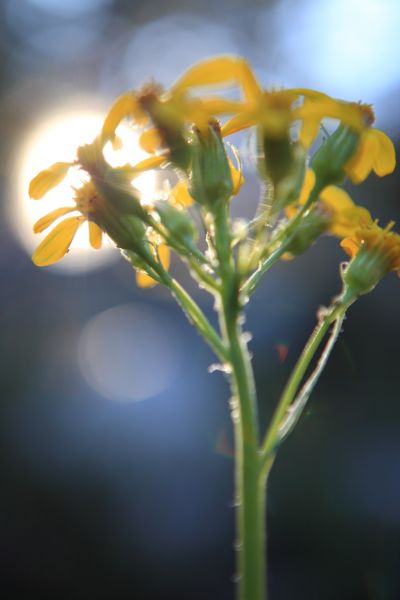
[77,303,183,402]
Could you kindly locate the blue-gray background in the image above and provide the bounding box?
[1,1,400,598]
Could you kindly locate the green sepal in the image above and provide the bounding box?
[311,125,360,187]
[190,124,233,209]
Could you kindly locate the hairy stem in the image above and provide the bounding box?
[261,290,354,465]
[213,202,267,600]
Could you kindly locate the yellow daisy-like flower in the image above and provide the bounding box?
[340,220,400,295]
[29,160,105,266]
[171,55,369,147]
[101,81,242,167]
[29,141,169,288]
[341,221,400,272]
[286,168,372,238]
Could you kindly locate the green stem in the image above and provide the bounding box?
[167,276,229,363]
[146,214,219,292]
[213,202,267,600]
[242,181,324,297]
[261,291,354,463]
[241,243,288,297]
[125,250,228,363]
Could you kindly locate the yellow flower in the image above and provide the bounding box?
[29,140,164,287]
[341,221,400,272]
[101,81,242,171]
[170,55,369,147]
[286,168,372,238]
[344,127,396,183]
[340,221,400,294]
[30,161,105,266]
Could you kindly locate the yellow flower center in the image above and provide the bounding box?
[74,181,103,217]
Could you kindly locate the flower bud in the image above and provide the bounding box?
[76,140,148,251]
[283,209,329,256]
[190,122,233,209]
[262,135,294,187]
[341,247,389,296]
[311,125,360,187]
[155,201,197,246]
[271,144,307,213]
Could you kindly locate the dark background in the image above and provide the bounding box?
[1,1,400,598]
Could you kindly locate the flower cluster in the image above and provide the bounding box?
[29,55,396,293]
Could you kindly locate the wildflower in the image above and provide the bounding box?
[341,221,400,295]
[31,180,105,266]
[311,106,395,186]
[171,55,380,192]
[172,56,367,143]
[102,82,241,171]
[29,138,169,288]
[283,169,372,257]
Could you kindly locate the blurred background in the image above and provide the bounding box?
[1,0,400,598]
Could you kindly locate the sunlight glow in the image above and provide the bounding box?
[13,111,156,273]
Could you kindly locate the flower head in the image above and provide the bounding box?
[286,168,372,238]
[29,138,155,282]
[101,79,241,172]
[341,221,400,295]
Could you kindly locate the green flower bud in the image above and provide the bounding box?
[284,209,329,256]
[190,122,233,209]
[342,247,390,296]
[271,144,307,213]
[76,139,148,251]
[155,201,197,246]
[311,125,360,187]
[262,134,294,186]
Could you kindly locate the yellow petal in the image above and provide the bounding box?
[171,181,194,207]
[33,206,76,233]
[158,244,170,270]
[297,169,316,205]
[101,93,148,142]
[330,206,372,238]
[340,237,359,258]
[299,116,321,147]
[199,97,247,115]
[32,216,84,266]
[344,132,378,183]
[172,56,262,102]
[228,149,244,195]
[136,245,170,288]
[372,129,396,176]
[139,127,163,153]
[133,154,168,171]
[297,97,364,131]
[320,185,354,212]
[111,135,123,150]
[136,271,158,288]
[222,112,255,136]
[29,162,72,199]
[89,221,103,249]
